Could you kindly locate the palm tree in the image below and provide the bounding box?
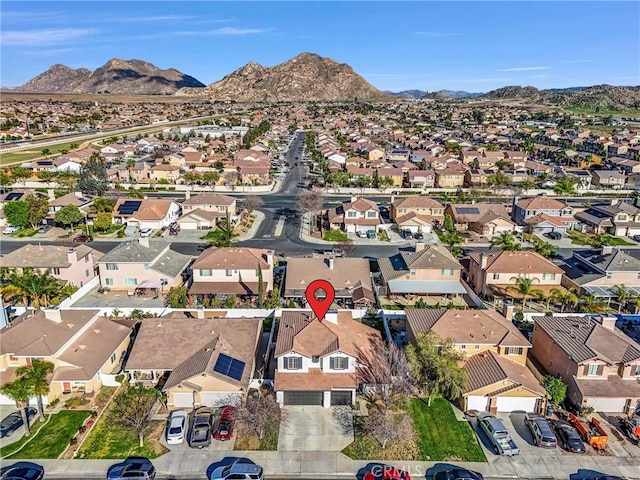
[1,377,34,436]
[612,284,632,313]
[508,276,543,310]
[491,231,521,251]
[550,288,578,313]
[1,268,63,308]
[579,292,607,314]
[17,359,54,422]
[534,240,558,258]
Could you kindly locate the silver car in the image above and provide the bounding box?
[209,459,263,480]
[165,410,187,445]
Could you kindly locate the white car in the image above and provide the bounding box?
[140,228,153,238]
[165,410,187,444]
[209,460,263,480]
[2,226,19,235]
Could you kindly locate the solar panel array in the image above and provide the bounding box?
[456,207,480,215]
[117,200,142,215]
[5,192,23,201]
[213,353,245,381]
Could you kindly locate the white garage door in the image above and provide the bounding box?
[0,393,46,406]
[200,392,242,407]
[467,396,489,412]
[172,392,193,408]
[587,397,626,413]
[179,221,198,230]
[496,396,538,413]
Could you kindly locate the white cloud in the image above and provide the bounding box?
[22,47,80,57]
[499,66,551,72]
[120,15,198,22]
[413,31,460,37]
[1,28,97,46]
[174,27,271,36]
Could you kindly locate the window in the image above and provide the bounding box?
[85,269,90,277]
[347,211,357,218]
[85,255,89,263]
[105,278,113,286]
[366,211,377,218]
[442,268,454,276]
[200,269,212,277]
[255,269,260,276]
[106,263,118,271]
[330,357,348,370]
[9,355,17,361]
[111,353,117,363]
[606,272,612,279]
[144,264,150,271]
[587,363,599,376]
[312,356,320,363]
[474,344,480,350]
[410,269,416,276]
[225,269,232,277]
[52,267,60,275]
[542,273,556,281]
[125,278,137,286]
[460,344,467,350]
[492,273,500,280]
[284,357,302,370]
[619,214,627,221]
[632,365,640,376]
[507,347,524,356]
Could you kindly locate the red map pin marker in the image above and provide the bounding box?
[305,279,335,321]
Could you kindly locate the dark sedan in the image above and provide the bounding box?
[0,462,44,480]
[188,407,214,448]
[0,408,37,438]
[213,406,237,441]
[433,468,484,480]
[553,420,586,453]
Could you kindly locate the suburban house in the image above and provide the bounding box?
[512,197,576,234]
[435,168,465,188]
[405,309,545,413]
[591,170,626,190]
[178,193,237,230]
[327,197,381,233]
[48,191,94,215]
[149,164,181,183]
[112,198,181,230]
[274,310,381,407]
[390,196,444,233]
[188,247,274,302]
[531,314,640,413]
[284,256,374,308]
[1,244,101,288]
[378,243,466,300]
[117,161,150,183]
[445,203,516,235]
[125,315,262,408]
[0,309,133,404]
[467,250,564,297]
[575,200,640,236]
[97,239,192,292]
[406,170,436,189]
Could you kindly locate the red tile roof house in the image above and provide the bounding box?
[274,310,381,407]
[327,197,382,234]
[112,198,181,230]
[178,193,237,230]
[390,196,445,233]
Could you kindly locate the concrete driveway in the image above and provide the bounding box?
[278,406,353,451]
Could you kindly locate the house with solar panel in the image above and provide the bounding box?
[124,314,262,408]
[112,198,181,230]
[445,203,517,236]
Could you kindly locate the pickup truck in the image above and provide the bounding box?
[478,412,520,456]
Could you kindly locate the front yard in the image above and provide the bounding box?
[566,230,633,246]
[233,416,279,451]
[323,230,348,242]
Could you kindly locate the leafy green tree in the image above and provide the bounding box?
[78,152,109,196]
[491,231,521,251]
[578,292,607,314]
[225,294,237,309]
[508,276,543,310]
[109,385,160,447]
[264,286,282,309]
[16,359,54,422]
[4,200,30,228]
[445,142,462,155]
[443,214,455,233]
[10,166,31,184]
[207,213,234,247]
[55,204,83,231]
[1,268,63,308]
[183,172,201,184]
[166,286,188,308]
[550,288,578,313]
[442,230,463,256]
[0,378,34,436]
[543,375,567,406]
[38,170,55,182]
[613,284,633,313]
[27,195,49,228]
[589,233,612,248]
[0,172,12,186]
[406,331,466,407]
[93,212,112,232]
[553,177,577,195]
[534,240,558,258]
[92,196,116,213]
[202,171,220,185]
[487,172,511,192]
[40,148,51,157]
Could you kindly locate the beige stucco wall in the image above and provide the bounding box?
[99,262,183,290]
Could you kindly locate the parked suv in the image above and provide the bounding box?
[107,458,156,480]
[209,459,263,480]
[524,412,557,448]
[545,231,562,240]
[0,408,37,437]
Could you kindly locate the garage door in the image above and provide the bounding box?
[172,392,193,408]
[283,391,323,406]
[200,392,242,407]
[496,396,538,413]
[466,396,489,412]
[330,391,352,406]
[587,397,626,413]
[179,221,198,230]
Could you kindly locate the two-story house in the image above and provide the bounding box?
[1,244,101,288]
[467,250,564,297]
[0,309,133,404]
[435,168,466,189]
[445,203,516,236]
[178,193,237,230]
[531,315,640,413]
[149,164,181,183]
[327,197,381,234]
[48,191,94,216]
[575,200,640,237]
[188,247,274,303]
[512,197,576,235]
[405,309,545,413]
[591,170,626,190]
[117,161,151,183]
[406,169,436,189]
[274,310,381,407]
[112,198,181,230]
[378,243,466,300]
[97,238,192,291]
[390,196,444,233]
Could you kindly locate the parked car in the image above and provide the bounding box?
[432,467,484,480]
[37,224,52,234]
[366,230,377,239]
[0,408,37,438]
[169,223,180,235]
[552,419,586,453]
[356,230,367,238]
[524,412,557,448]
[188,407,214,448]
[545,231,562,240]
[74,233,93,242]
[477,412,520,456]
[401,230,413,239]
[0,462,44,480]
[140,228,153,238]
[413,232,424,240]
[363,465,411,480]
[2,226,19,235]
[165,410,188,445]
[213,406,237,441]
[107,458,156,480]
[633,235,640,242]
[209,459,264,480]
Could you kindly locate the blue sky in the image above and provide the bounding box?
[2,1,639,92]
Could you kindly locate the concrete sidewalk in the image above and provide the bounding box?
[30,450,640,479]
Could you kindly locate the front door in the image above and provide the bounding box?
[63,382,71,393]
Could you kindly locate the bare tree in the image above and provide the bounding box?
[235,389,285,440]
[242,196,264,216]
[355,335,413,413]
[109,386,159,447]
[363,408,413,449]
[336,239,356,256]
[296,189,325,233]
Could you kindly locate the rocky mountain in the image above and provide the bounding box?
[482,86,544,101]
[176,52,388,102]
[422,89,483,100]
[16,59,205,94]
[384,89,428,99]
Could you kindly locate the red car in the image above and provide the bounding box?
[363,466,411,480]
[212,406,237,441]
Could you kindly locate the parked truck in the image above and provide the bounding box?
[478,412,520,456]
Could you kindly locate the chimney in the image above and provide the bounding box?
[324,309,338,324]
[601,245,614,255]
[480,252,489,269]
[513,196,519,209]
[502,301,515,321]
[328,258,334,270]
[66,247,77,264]
[139,236,150,248]
[47,188,55,201]
[390,195,396,204]
[43,308,62,323]
[185,190,191,200]
[415,242,426,252]
[351,196,358,203]
[611,198,619,206]
[597,315,617,330]
[196,309,204,319]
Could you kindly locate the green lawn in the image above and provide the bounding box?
[323,230,348,242]
[409,398,486,462]
[566,229,633,246]
[2,410,91,459]
[0,140,85,166]
[0,418,45,458]
[12,227,38,238]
